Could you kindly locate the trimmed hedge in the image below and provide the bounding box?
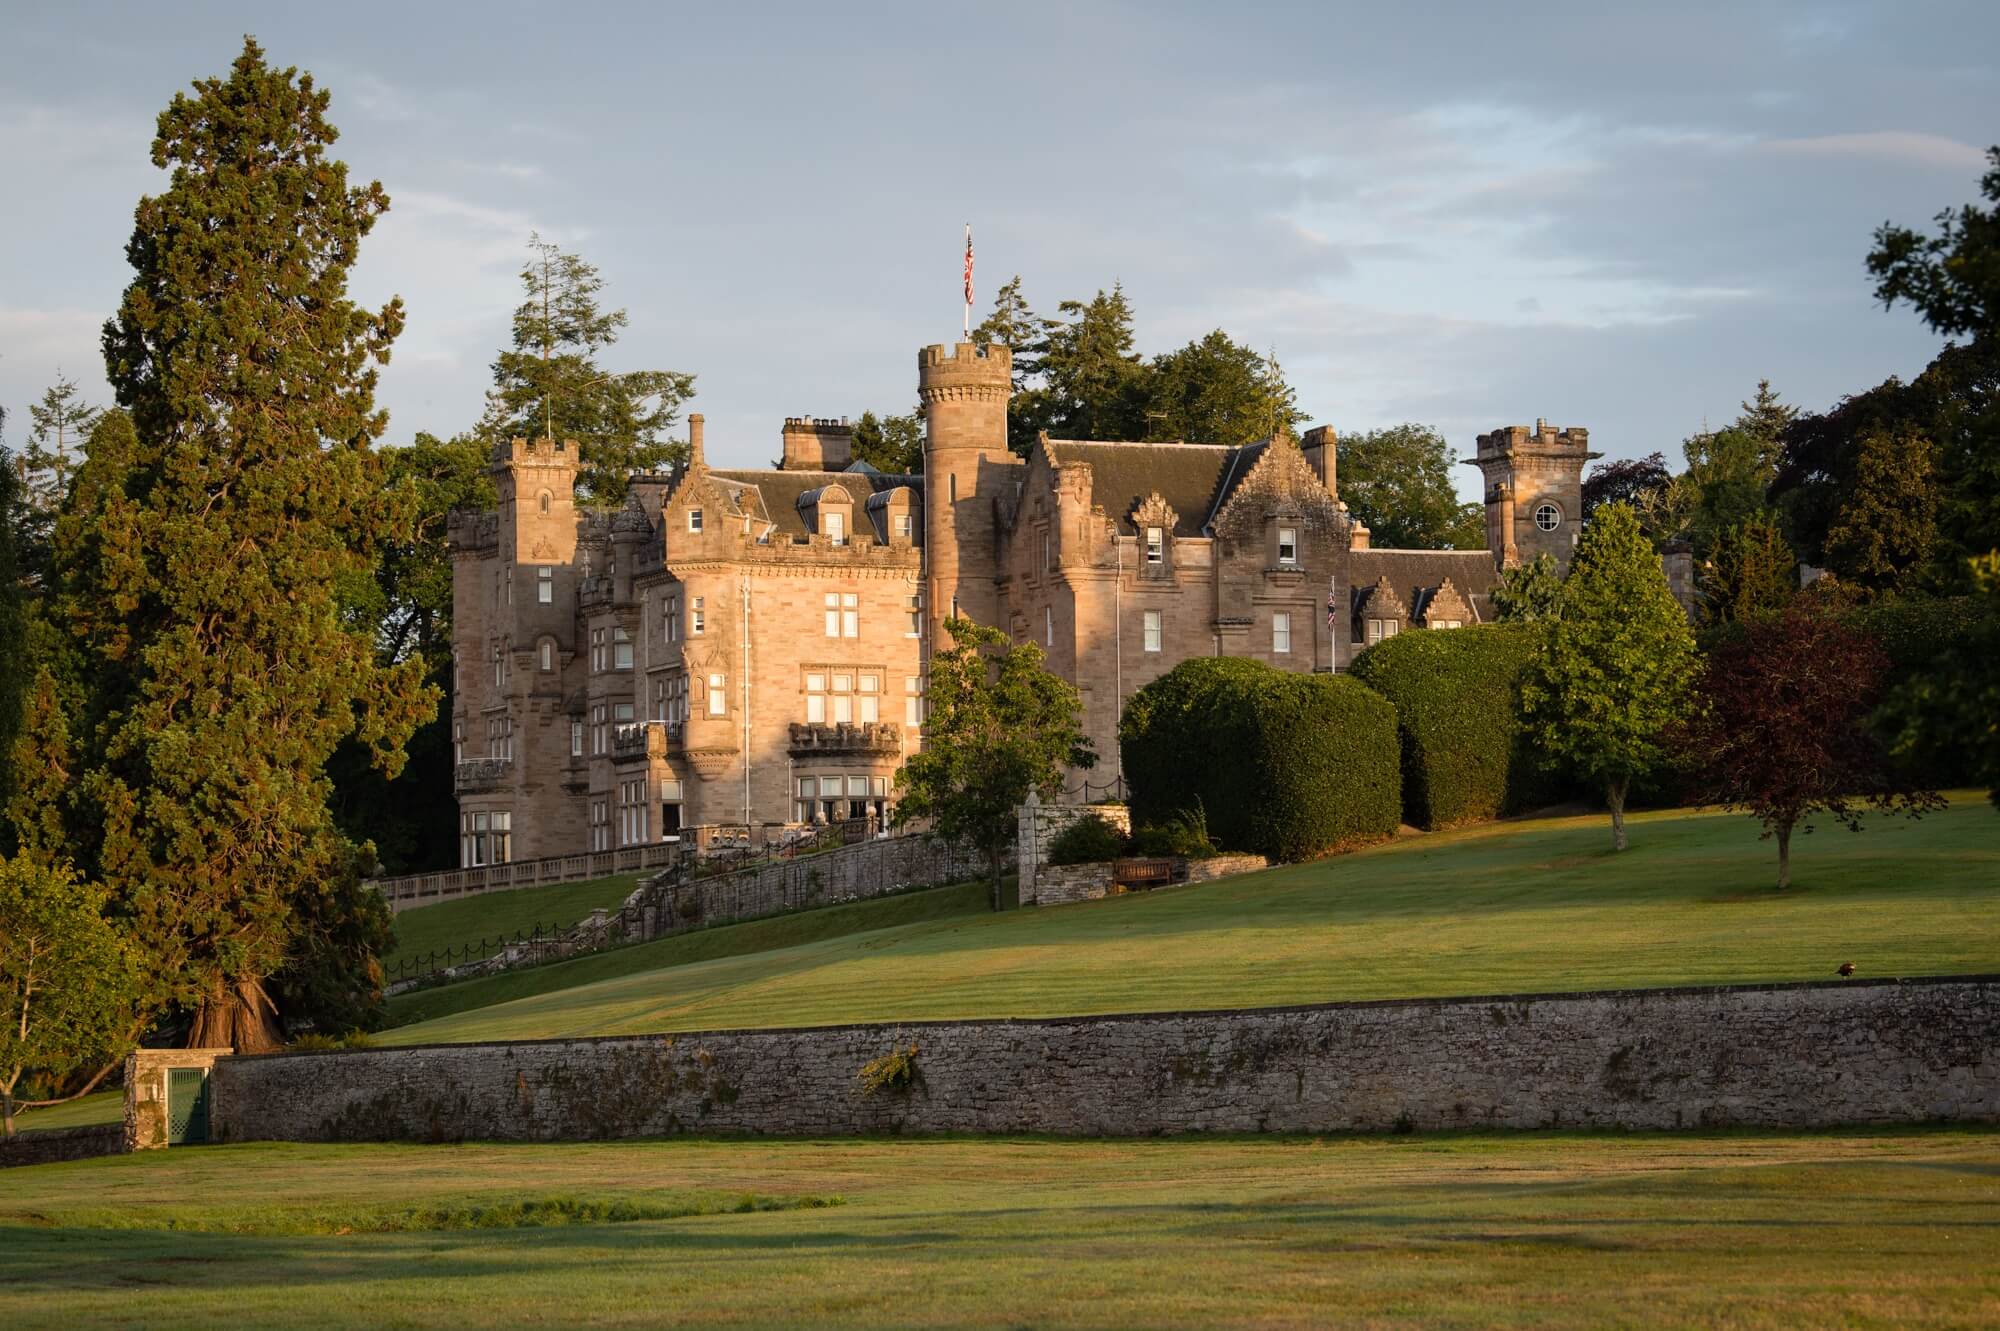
[1047,814,1127,866]
[1347,623,1564,828]
[1120,659,1399,861]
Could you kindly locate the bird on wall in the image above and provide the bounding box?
[1836,962,1857,978]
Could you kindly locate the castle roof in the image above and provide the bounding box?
[1347,548,1501,624]
[1043,439,1241,538]
[705,467,921,541]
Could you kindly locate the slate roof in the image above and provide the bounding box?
[704,467,922,540]
[1043,440,1245,537]
[1347,548,1502,624]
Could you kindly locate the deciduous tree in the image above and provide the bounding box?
[80,38,435,1050]
[894,616,1094,909]
[849,409,924,473]
[0,857,139,1138]
[1679,588,1943,889]
[480,233,696,502]
[1581,452,1671,524]
[1491,552,1565,622]
[1822,428,1940,595]
[1521,504,1698,850]
[1336,424,1485,550]
[1143,330,1299,445]
[1868,144,2000,341]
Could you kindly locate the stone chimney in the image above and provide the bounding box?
[781,417,853,471]
[1301,425,1337,496]
[688,413,705,469]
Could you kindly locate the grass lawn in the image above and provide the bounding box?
[7,1090,122,1134]
[388,881,990,1027]
[383,872,639,970]
[2,1130,1994,1328]
[384,797,2000,1045]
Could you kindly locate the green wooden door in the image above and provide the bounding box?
[167,1067,210,1145]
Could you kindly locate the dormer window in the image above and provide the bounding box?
[826,511,846,546]
[895,514,912,540]
[1145,526,1164,565]
[688,508,704,533]
[1277,526,1298,565]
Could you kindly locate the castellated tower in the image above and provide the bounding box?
[919,341,1015,643]
[1466,420,1599,570]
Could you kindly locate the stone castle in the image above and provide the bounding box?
[446,339,1596,866]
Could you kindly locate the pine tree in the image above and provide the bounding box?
[1040,284,1151,442]
[1521,504,1698,850]
[83,38,435,1050]
[1700,513,1797,626]
[22,374,100,512]
[1143,330,1300,445]
[1733,379,1797,472]
[481,233,695,502]
[972,275,1050,454]
[849,410,924,473]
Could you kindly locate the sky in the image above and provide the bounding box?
[1,1,1994,500]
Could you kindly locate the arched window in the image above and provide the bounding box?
[538,490,552,515]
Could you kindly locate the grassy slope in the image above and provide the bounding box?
[384,872,638,969]
[389,881,990,1027]
[387,798,2000,1044]
[3,1131,1996,1329]
[8,1090,122,1133]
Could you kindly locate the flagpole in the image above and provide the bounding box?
[963,222,972,341]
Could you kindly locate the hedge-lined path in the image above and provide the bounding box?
[383,796,2000,1044]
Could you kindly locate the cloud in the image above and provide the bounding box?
[1762,132,1989,172]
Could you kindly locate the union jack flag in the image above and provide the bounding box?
[1327,581,1339,628]
[963,224,975,309]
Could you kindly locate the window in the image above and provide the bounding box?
[1367,618,1399,645]
[1146,526,1164,565]
[690,597,705,635]
[590,702,607,754]
[453,718,464,764]
[589,800,610,852]
[688,508,704,533]
[905,592,922,636]
[905,674,923,728]
[570,719,584,757]
[590,627,606,672]
[831,672,853,723]
[492,644,505,688]
[504,567,512,605]
[1041,530,1051,572]
[804,667,883,727]
[618,776,650,847]
[826,511,846,545]
[859,672,880,723]
[1277,526,1298,564]
[805,672,827,723]
[894,514,912,540]
[613,701,635,727]
[1045,605,1054,647]
[1143,609,1162,653]
[492,811,511,863]
[707,672,726,716]
[1535,502,1562,532]
[1273,612,1292,654]
[538,490,551,515]
[613,625,633,670]
[825,592,857,637]
[663,594,679,643]
[536,566,553,604]
[486,715,513,760]
[462,810,510,867]
[948,473,957,503]
[539,640,554,672]
[1432,619,1463,630]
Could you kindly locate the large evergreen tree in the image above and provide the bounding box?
[1144,331,1299,445]
[1521,504,1698,850]
[22,374,101,514]
[1336,424,1485,550]
[849,410,924,474]
[480,233,695,502]
[1821,428,1941,594]
[1038,285,1150,442]
[971,275,1049,454]
[78,38,434,1049]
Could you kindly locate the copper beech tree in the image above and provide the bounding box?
[1678,586,1942,890]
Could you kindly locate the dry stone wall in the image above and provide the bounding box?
[211,977,1997,1142]
[0,1123,125,1169]
[647,834,988,937]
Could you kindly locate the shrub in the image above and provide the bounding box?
[1348,623,1566,828]
[1120,660,1399,861]
[1127,803,1217,858]
[857,1044,922,1097]
[1047,814,1127,866]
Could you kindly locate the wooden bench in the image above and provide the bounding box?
[1112,857,1179,888]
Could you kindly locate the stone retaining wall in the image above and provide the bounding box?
[1016,796,1130,904]
[644,834,989,938]
[210,976,1998,1142]
[0,1123,126,1169]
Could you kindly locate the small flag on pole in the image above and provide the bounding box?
[962,223,975,338]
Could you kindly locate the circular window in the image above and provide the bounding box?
[1534,502,1562,532]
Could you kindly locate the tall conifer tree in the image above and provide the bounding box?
[80,38,433,1049]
